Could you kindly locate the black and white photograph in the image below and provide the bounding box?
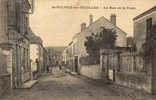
[0,0,156,100]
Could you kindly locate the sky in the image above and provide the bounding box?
[29,0,156,47]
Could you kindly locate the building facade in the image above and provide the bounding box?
[28,28,47,78]
[6,0,32,88]
[133,6,156,51]
[65,14,127,72]
[0,0,34,89]
[46,46,65,66]
[133,6,156,94]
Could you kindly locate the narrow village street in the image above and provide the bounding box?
[1,67,154,100]
[1,0,156,100]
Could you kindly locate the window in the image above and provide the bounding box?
[15,3,21,33]
[146,18,152,40]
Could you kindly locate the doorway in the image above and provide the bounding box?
[74,56,78,72]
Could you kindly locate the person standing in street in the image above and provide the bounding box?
[59,61,62,71]
[35,58,39,74]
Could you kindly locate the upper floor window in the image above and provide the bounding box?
[146,18,152,40]
[15,3,21,33]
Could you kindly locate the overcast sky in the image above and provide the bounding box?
[29,0,156,47]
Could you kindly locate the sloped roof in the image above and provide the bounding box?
[133,5,156,21]
[90,16,127,35]
[72,15,127,40]
[27,28,43,44]
[46,46,66,53]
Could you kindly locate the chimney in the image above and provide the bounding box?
[81,23,86,32]
[110,14,116,25]
[89,14,93,25]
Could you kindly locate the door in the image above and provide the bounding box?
[108,54,118,81]
[74,56,78,72]
[5,50,13,88]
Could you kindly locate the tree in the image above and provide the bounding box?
[127,36,136,52]
[140,24,156,72]
[142,24,156,57]
[84,27,117,64]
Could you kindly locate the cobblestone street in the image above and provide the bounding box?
[1,67,155,100]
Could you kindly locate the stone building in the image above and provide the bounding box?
[133,5,156,51]
[62,48,67,64]
[0,0,34,89]
[46,46,65,66]
[63,42,74,71]
[99,6,156,94]
[28,28,48,78]
[133,5,156,94]
[65,14,127,72]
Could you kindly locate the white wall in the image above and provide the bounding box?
[30,44,39,72]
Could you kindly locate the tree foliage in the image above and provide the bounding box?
[126,36,137,52]
[84,27,117,64]
[142,24,156,57]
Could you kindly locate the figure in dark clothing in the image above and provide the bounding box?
[47,66,49,72]
[56,61,58,66]
[35,58,39,72]
[59,61,62,70]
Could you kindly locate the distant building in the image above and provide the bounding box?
[62,48,67,64]
[133,6,156,51]
[46,46,66,66]
[65,14,127,72]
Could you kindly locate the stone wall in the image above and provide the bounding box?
[101,52,152,93]
[117,53,151,92]
[120,52,144,72]
[66,59,74,71]
[0,51,12,97]
[115,72,151,92]
[79,65,102,79]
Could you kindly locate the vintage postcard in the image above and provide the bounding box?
[0,0,156,100]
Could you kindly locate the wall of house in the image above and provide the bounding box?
[87,17,127,47]
[30,44,38,72]
[79,64,102,79]
[66,16,127,73]
[0,74,11,97]
[0,0,8,43]
[101,52,152,93]
[115,72,151,92]
[74,17,127,59]
[120,53,144,72]
[133,11,156,51]
[151,52,156,94]
[116,53,151,92]
[133,11,156,94]
[6,0,31,88]
[0,52,11,96]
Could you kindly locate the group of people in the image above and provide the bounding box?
[35,58,64,73]
[46,61,63,73]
